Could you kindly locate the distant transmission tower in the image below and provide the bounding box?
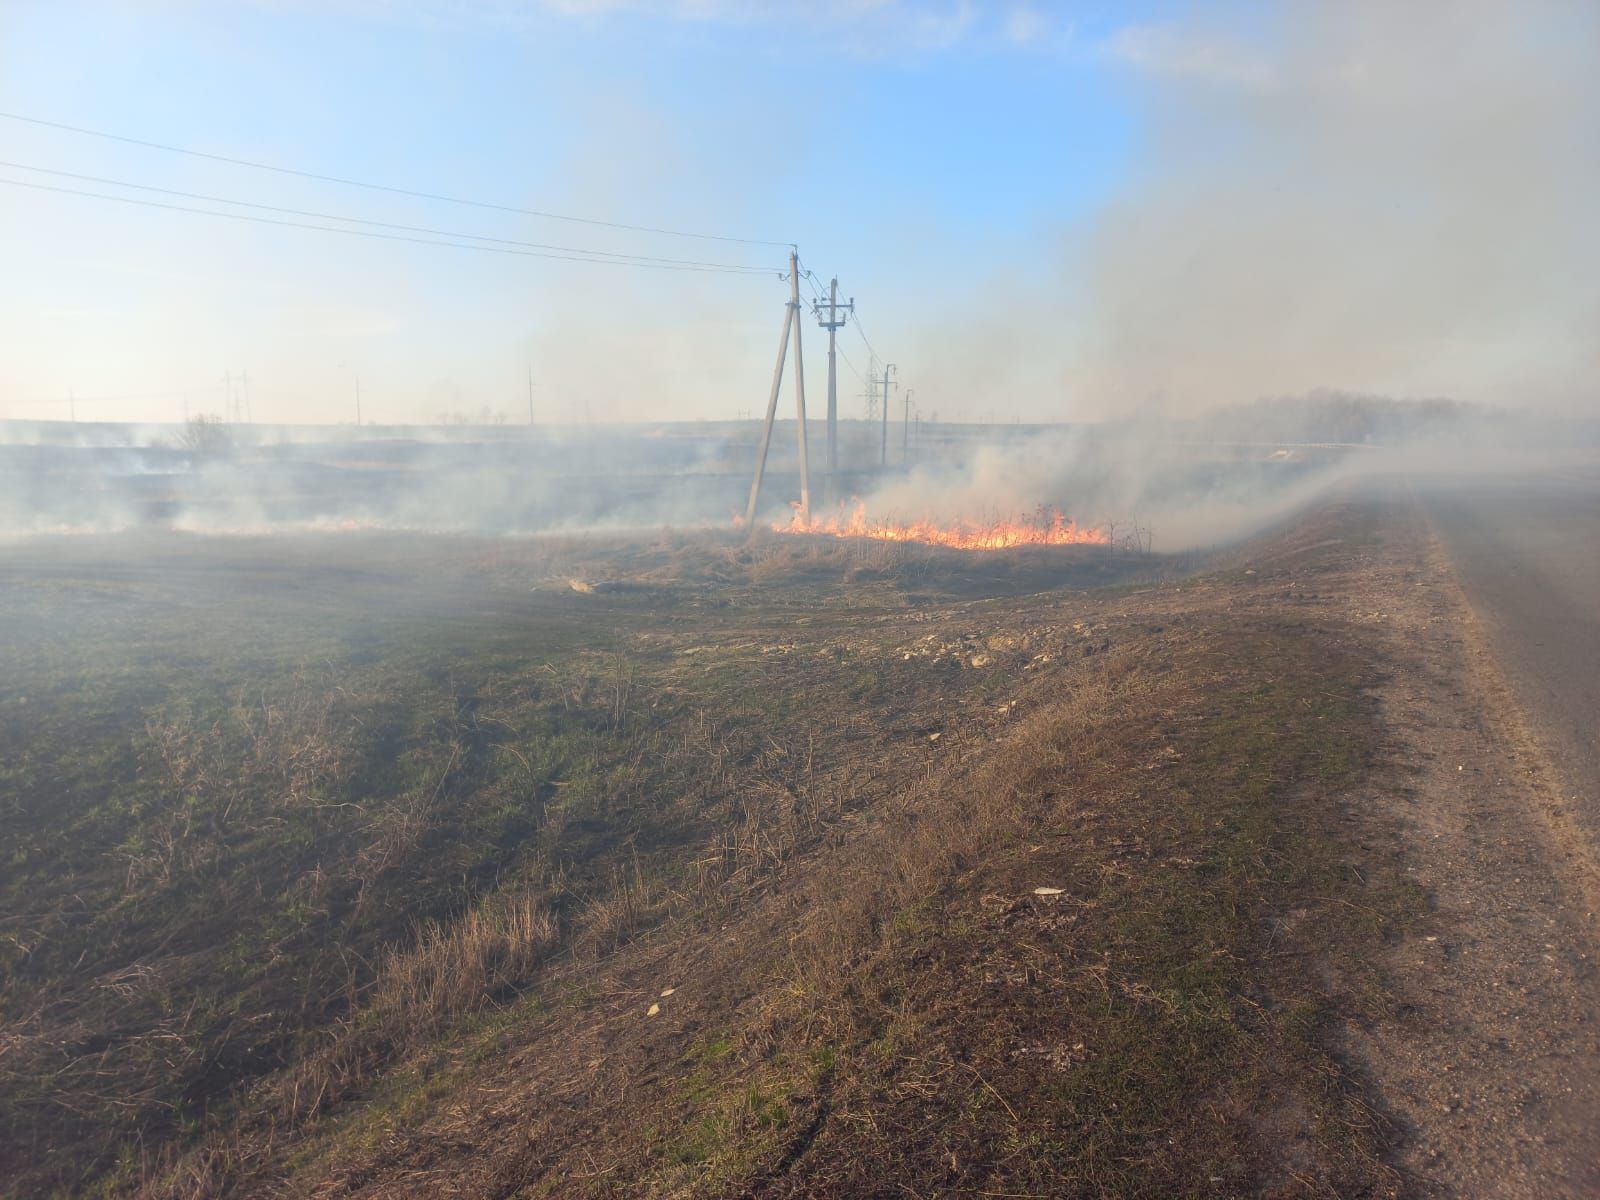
[878,363,896,467]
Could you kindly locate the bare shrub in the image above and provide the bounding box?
[172,413,232,457]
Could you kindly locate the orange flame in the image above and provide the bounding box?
[775,501,1109,550]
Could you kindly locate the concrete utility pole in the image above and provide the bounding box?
[903,387,914,459]
[812,278,853,503]
[791,256,810,522]
[879,363,896,468]
[745,249,811,528]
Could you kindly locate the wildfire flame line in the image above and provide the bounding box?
[776,501,1109,551]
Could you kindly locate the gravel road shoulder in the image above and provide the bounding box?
[1339,495,1600,1197]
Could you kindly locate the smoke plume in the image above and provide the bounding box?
[1063,0,1600,418]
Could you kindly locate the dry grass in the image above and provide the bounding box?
[249,594,1412,1197]
[128,892,560,1199]
[370,894,558,1039]
[4,506,1417,1199]
[781,668,1124,1003]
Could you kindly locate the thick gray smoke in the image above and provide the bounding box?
[1066,0,1600,418]
[842,396,1600,551]
[902,2,1599,425]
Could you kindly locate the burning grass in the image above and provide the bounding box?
[775,500,1111,550]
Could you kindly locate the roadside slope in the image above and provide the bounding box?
[138,509,1434,1198]
[18,499,1593,1197]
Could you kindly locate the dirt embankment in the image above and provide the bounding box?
[8,499,1598,1198]
[125,507,1399,1196]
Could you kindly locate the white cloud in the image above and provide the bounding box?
[268,0,1059,55]
[1003,6,1046,46]
[1100,22,1277,89]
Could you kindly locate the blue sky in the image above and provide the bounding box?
[0,1,1160,424]
[1,2,1594,424]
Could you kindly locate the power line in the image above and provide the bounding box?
[835,341,867,386]
[0,161,777,271]
[0,110,792,248]
[796,261,824,304]
[852,308,882,365]
[0,177,785,274]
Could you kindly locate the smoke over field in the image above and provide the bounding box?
[5,395,1594,552]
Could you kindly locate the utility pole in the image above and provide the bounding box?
[241,369,252,423]
[903,387,913,459]
[745,249,811,529]
[812,278,852,504]
[879,363,896,468]
[791,257,810,522]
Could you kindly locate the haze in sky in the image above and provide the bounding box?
[1,0,1595,427]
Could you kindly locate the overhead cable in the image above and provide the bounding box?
[0,177,784,274]
[0,161,776,271]
[0,110,791,247]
